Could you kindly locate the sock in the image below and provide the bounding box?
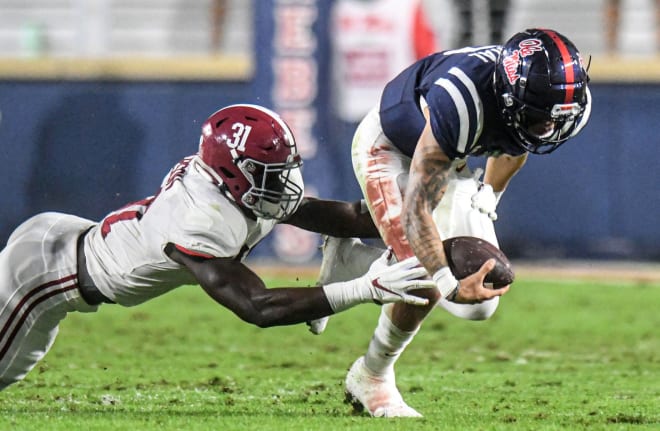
[363,305,419,376]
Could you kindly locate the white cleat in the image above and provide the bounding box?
[344,356,423,418]
[307,316,329,335]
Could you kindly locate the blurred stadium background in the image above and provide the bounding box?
[0,0,659,266]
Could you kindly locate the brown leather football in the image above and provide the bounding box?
[442,236,515,288]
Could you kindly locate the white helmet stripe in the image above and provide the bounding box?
[571,86,591,137]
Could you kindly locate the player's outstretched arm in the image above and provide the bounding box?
[283,197,380,238]
[165,244,431,328]
[166,244,331,327]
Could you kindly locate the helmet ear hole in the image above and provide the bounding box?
[219,166,235,178]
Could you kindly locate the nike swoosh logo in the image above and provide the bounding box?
[372,278,398,297]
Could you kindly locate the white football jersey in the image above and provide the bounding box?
[83,156,280,307]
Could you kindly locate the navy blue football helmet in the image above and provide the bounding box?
[494,28,591,154]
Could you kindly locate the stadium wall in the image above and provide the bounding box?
[0,0,658,262]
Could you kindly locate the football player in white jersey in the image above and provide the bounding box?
[0,104,436,391]
[312,29,592,417]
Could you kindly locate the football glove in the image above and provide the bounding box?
[362,252,432,306]
[471,183,503,221]
[322,249,433,312]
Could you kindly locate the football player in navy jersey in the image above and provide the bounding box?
[313,28,591,417]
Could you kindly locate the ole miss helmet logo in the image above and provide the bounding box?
[502,38,543,85]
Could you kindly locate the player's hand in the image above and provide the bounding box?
[363,252,433,306]
[452,259,510,304]
[471,183,499,221]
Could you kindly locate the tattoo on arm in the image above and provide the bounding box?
[404,138,453,272]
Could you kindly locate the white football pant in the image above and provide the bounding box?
[0,213,98,390]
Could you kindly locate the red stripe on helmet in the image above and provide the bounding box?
[543,30,575,104]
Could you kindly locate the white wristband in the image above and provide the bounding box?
[322,278,370,313]
[432,267,459,299]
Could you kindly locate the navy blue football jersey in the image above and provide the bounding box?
[379,45,526,159]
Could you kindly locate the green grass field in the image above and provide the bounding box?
[0,270,658,431]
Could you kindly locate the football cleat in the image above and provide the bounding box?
[307,317,329,335]
[344,356,423,418]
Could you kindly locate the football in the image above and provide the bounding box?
[442,236,515,288]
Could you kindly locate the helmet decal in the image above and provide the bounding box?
[502,38,543,85]
[502,50,521,85]
[225,121,253,159]
[518,38,543,57]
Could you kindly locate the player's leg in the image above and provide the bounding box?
[0,213,97,390]
[432,167,500,320]
[318,235,384,287]
[308,234,383,334]
[0,300,66,390]
[346,108,438,417]
[344,305,423,417]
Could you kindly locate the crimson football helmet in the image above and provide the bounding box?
[494,28,591,154]
[197,104,303,220]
